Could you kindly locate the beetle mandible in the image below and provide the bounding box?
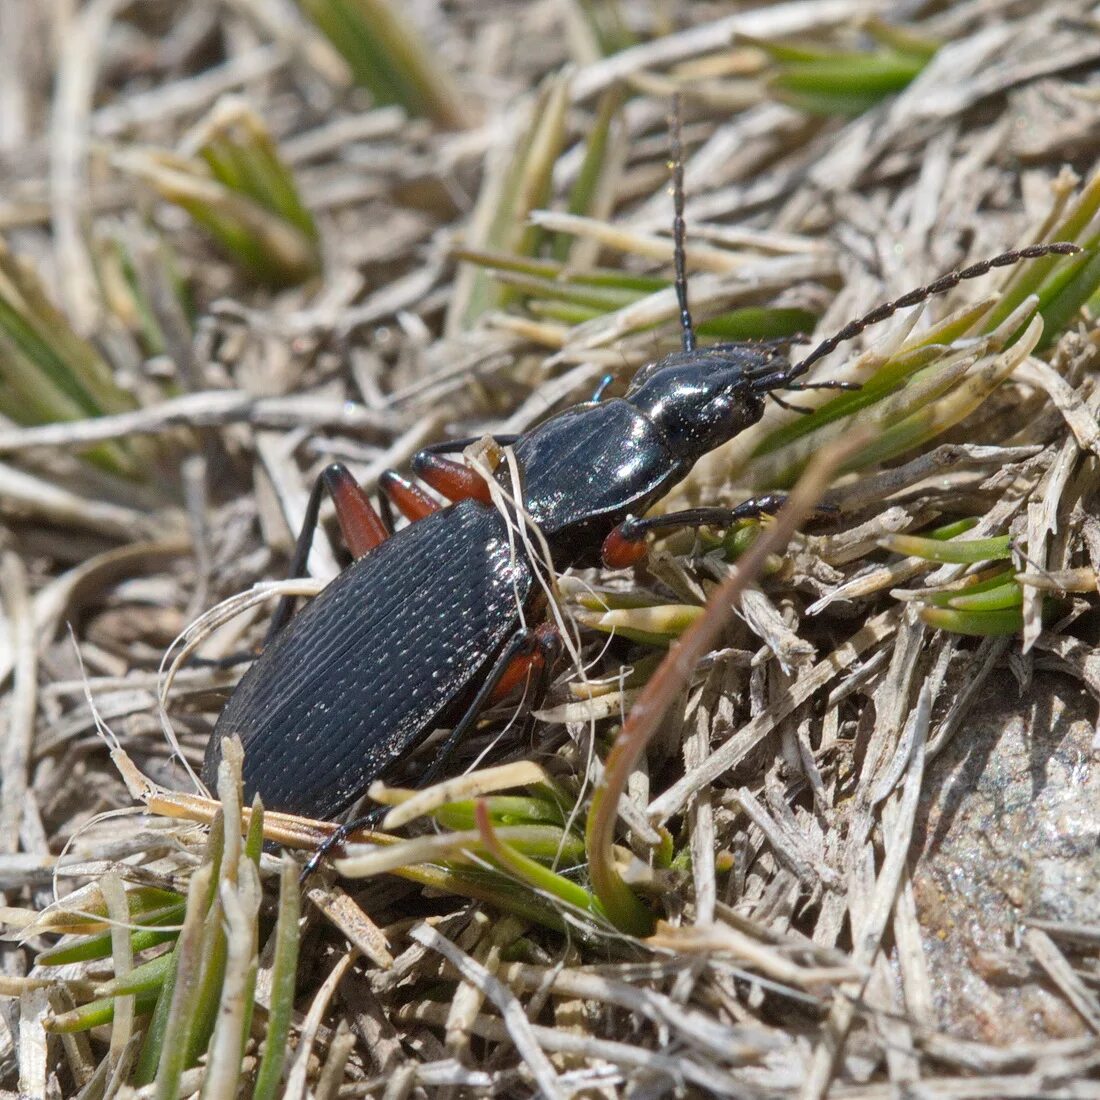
[202,111,1076,866]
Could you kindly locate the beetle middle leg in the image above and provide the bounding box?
[601,495,790,567]
[299,620,561,881]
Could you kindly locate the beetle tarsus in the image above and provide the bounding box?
[300,804,387,884]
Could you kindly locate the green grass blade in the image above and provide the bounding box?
[981,168,1100,333]
[475,802,602,916]
[696,307,817,341]
[433,795,569,830]
[149,864,214,1100]
[37,902,184,965]
[198,99,319,242]
[200,860,261,1100]
[95,952,176,999]
[135,816,224,1087]
[919,605,1025,636]
[750,33,935,117]
[1035,245,1100,347]
[115,101,321,289]
[882,533,1012,563]
[297,0,471,128]
[942,579,1022,612]
[42,988,161,1034]
[251,857,301,1100]
[552,85,625,262]
[449,69,571,330]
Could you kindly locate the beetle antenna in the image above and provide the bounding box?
[774,242,1081,386]
[670,94,696,354]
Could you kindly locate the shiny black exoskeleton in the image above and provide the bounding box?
[204,341,799,821]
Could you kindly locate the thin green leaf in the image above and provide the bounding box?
[135,816,224,1087]
[297,0,472,128]
[37,902,184,966]
[882,533,1012,563]
[981,168,1100,333]
[942,578,1022,612]
[43,988,161,1034]
[919,605,1025,636]
[95,952,176,999]
[149,864,214,1100]
[449,69,571,329]
[475,801,602,916]
[252,857,301,1100]
[553,85,625,261]
[696,307,817,342]
[433,795,569,830]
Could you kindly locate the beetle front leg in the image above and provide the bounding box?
[601,494,789,568]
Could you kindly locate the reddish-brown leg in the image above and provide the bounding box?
[601,523,650,569]
[379,470,441,522]
[324,464,389,558]
[411,452,492,505]
[489,621,561,703]
[601,496,791,569]
[266,463,389,641]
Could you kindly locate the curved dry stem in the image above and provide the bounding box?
[584,428,872,935]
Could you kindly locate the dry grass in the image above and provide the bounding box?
[1,1,1099,1096]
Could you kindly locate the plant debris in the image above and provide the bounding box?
[0,1,1098,1096]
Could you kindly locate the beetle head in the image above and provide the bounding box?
[624,345,781,462]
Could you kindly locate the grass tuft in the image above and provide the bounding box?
[296,0,473,128]
[116,99,321,288]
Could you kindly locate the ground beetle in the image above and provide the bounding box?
[202,113,1076,870]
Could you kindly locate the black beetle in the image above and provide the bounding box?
[202,122,1076,860]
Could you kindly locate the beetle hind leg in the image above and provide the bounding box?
[489,621,562,704]
[267,463,389,641]
[299,622,562,883]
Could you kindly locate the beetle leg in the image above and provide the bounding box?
[601,495,790,568]
[299,624,551,882]
[518,624,563,744]
[378,470,441,521]
[325,464,390,558]
[411,452,492,505]
[388,435,521,512]
[415,626,547,790]
[590,373,615,402]
[601,523,651,569]
[299,805,386,883]
[489,621,561,702]
[378,488,397,536]
[768,392,816,415]
[266,463,390,641]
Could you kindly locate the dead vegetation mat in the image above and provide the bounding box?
[1,0,1100,1097]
